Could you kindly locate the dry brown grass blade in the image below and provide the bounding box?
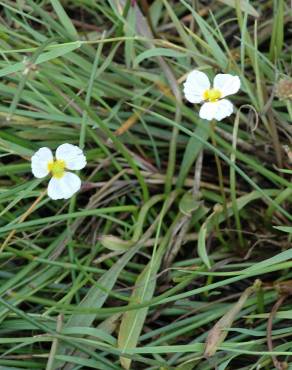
[267,295,288,370]
[204,280,261,357]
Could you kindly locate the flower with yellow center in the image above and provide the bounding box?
[47,159,66,179]
[183,70,241,121]
[203,88,222,102]
[31,144,86,200]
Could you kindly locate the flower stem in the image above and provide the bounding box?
[210,120,231,232]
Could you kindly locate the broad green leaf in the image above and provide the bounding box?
[118,257,163,369]
[198,222,210,269]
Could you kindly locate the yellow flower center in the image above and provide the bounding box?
[203,88,222,102]
[47,160,66,179]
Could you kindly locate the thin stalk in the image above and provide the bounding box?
[210,120,231,232]
[230,112,245,248]
[165,106,181,193]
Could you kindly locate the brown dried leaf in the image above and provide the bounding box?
[204,280,261,357]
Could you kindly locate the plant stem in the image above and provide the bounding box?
[210,120,231,232]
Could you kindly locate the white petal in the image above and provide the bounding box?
[31,147,53,178]
[213,74,240,98]
[47,172,81,200]
[183,70,210,103]
[199,99,234,121]
[56,143,86,170]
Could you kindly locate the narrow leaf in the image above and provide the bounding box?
[204,281,260,356]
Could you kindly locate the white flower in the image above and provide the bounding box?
[31,143,86,200]
[183,70,241,121]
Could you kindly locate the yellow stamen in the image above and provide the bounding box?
[203,88,222,102]
[48,160,66,179]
